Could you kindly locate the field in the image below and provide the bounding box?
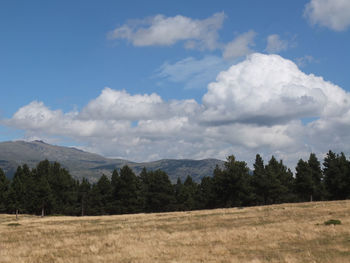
[0,201,350,263]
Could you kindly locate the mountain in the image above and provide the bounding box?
[0,140,224,183]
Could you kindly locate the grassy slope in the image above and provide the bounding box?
[1,200,350,263]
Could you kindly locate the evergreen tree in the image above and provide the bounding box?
[8,166,26,215]
[116,165,143,214]
[35,171,53,216]
[265,156,295,204]
[78,178,91,216]
[198,176,216,209]
[174,178,186,210]
[295,159,313,201]
[174,175,199,211]
[183,175,200,210]
[48,162,78,215]
[140,169,175,212]
[323,151,350,200]
[98,175,113,214]
[21,164,37,214]
[109,168,121,214]
[0,168,10,213]
[251,154,267,205]
[213,155,253,207]
[304,153,326,201]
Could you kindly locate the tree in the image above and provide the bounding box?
[31,160,53,216]
[174,175,199,211]
[295,159,313,201]
[78,178,91,216]
[109,168,121,214]
[0,168,10,213]
[48,162,78,215]
[35,172,53,217]
[323,151,350,200]
[115,165,143,214]
[308,153,325,200]
[265,156,295,204]
[183,175,200,210]
[20,164,36,214]
[198,176,216,209]
[90,174,113,215]
[140,169,175,212]
[8,166,26,217]
[251,154,267,205]
[212,155,253,208]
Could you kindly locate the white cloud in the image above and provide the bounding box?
[295,55,317,67]
[5,53,350,168]
[80,88,165,121]
[202,53,349,125]
[108,12,225,50]
[304,0,350,31]
[265,34,289,53]
[222,31,256,59]
[155,56,232,89]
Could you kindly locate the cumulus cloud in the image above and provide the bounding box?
[265,34,289,53]
[5,53,350,167]
[202,53,349,125]
[304,0,350,31]
[108,12,225,50]
[80,88,199,121]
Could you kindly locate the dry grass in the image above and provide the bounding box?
[1,200,350,263]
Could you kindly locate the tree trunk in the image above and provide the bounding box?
[16,209,18,220]
[41,207,45,217]
[310,195,313,202]
[81,199,84,217]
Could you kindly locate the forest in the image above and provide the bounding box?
[0,150,350,216]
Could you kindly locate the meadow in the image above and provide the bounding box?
[1,200,349,263]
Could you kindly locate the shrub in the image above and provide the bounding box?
[8,223,21,227]
[324,219,341,225]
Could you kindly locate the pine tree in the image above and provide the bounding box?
[116,166,143,214]
[295,159,313,201]
[78,178,91,216]
[308,153,325,200]
[323,151,350,200]
[265,156,295,204]
[251,154,267,205]
[110,168,121,214]
[213,155,253,207]
[140,169,175,212]
[198,176,216,209]
[0,168,10,213]
[32,160,53,216]
[8,166,26,216]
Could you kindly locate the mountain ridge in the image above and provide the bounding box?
[0,140,224,182]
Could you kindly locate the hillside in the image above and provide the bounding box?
[1,200,349,262]
[0,140,223,182]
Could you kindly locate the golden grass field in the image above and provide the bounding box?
[0,200,350,263]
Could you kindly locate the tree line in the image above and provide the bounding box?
[0,150,350,216]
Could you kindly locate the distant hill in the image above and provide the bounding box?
[0,140,224,183]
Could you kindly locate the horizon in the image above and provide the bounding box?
[1,0,350,169]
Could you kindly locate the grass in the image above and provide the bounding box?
[0,200,350,262]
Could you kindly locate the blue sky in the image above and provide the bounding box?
[1,0,350,167]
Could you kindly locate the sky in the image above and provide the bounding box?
[1,0,350,168]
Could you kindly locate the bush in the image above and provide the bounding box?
[324,219,341,225]
[8,223,21,227]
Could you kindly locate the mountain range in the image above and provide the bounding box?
[0,140,224,183]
